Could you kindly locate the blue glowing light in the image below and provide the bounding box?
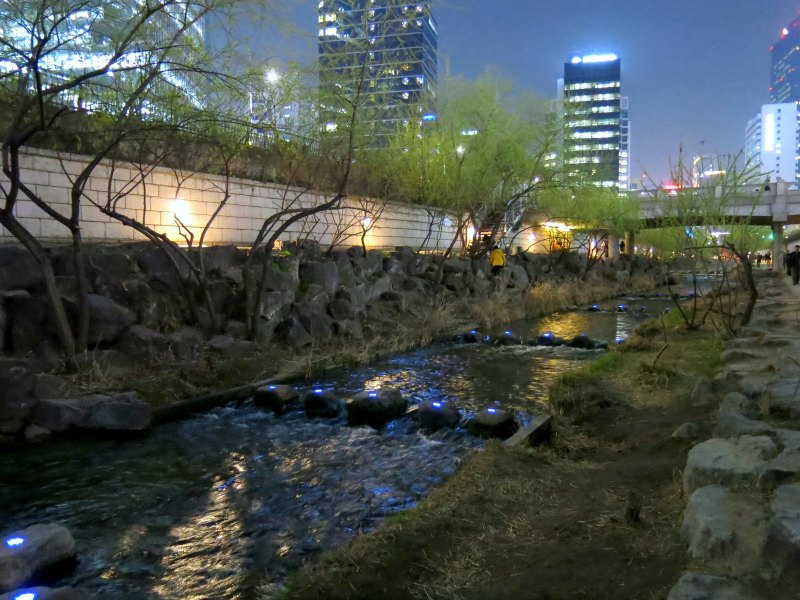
[422,113,437,121]
[313,388,323,394]
[618,304,626,310]
[14,594,36,600]
[5,537,24,548]
[368,392,378,398]
[591,305,599,310]
[615,337,625,344]
[487,408,497,414]
[268,385,277,390]
[432,402,442,409]
[504,330,512,336]
[543,331,553,338]
[470,330,478,335]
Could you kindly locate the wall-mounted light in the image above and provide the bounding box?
[361,216,372,227]
[171,199,190,224]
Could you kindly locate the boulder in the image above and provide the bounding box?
[117,325,171,361]
[690,376,713,407]
[333,320,363,340]
[719,392,759,418]
[417,400,460,430]
[713,408,775,439]
[739,380,765,399]
[764,379,800,419]
[6,295,55,354]
[0,367,38,435]
[672,422,704,440]
[536,332,564,347]
[23,424,51,443]
[224,320,248,339]
[681,485,736,559]
[763,484,800,580]
[507,264,530,288]
[468,406,519,439]
[294,305,334,343]
[260,290,295,322]
[303,389,344,419]
[262,259,300,293]
[276,317,313,348]
[207,335,257,359]
[0,586,90,600]
[33,374,77,401]
[0,523,76,593]
[683,436,779,495]
[493,331,523,346]
[299,261,340,295]
[253,384,299,415]
[328,299,357,321]
[34,392,151,433]
[442,258,469,274]
[666,572,749,600]
[83,294,135,345]
[566,333,596,349]
[0,246,41,291]
[347,388,407,429]
[165,328,203,361]
[336,259,358,288]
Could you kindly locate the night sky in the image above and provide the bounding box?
[237,0,799,184]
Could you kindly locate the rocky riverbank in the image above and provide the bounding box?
[0,242,661,445]
[669,272,800,599]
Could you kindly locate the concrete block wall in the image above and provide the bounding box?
[0,148,461,251]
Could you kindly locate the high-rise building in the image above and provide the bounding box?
[555,53,629,189]
[317,0,438,137]
[745,103,800,183]
[771,18,800,103]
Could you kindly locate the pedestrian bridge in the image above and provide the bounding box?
[629,180,800,228]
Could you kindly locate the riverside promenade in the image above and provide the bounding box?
[670,271,800,599]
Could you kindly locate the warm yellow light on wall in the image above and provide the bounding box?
[171,199,191,224]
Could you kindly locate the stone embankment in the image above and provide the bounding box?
[669,273,800,599]
[0,241,658,444]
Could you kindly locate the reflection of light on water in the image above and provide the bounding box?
[149,452,247,599]
[536,312,594,339]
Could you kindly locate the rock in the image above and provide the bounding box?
[739,380,765,399]
[276,317,313,348]
[468,406,519,439]
[303,389,343,419]
[117,325,171,361]
[713,408,775,439]
[260,290,294,322]
[442,257,469,273]
[507,264,530,287]
[253,384,299,415]
[493,331,523,346]
[165,328,203,361]
[666,572,749,600]
[764,379,800,419]
[417,400,460,430]
[83,294,136,345]
[0,523,76,593]
[347,388,407,429]
[0,367,38,435]
[681,486,736,558]
[78,392,152,432]
[683,436,779,495]
[719,392,758,418]
[328,299,356,321]
[294,305,334,343]
[6,295,56,354]
[224,320,248,339]
[333,320,363,340]
[536,332,563,347]
[0,246,41,291]
[672,422,704,440]
[566,333,597,349]
[299,261,340,295]
[763,484,800,580]
[721,349,763,363]
[34,392,151,433]
[0,585,90,600]
[23,424,51,443]
[262,259,300,293]
[690,376,713,407]
[207,335,257,359]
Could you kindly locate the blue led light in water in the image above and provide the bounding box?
[432,402,442,409]
[14,593,35,600]
[618,304,626,311]
[615,337,625,344]
[470,330,477,334]
[487,408,497,414]
[592,305,599,310]
[543,331,553,338]
[368,392,378,398]
[504,330,512,336]
[5,537,23,548]
[268,385,277,390]
[313,388,323,394]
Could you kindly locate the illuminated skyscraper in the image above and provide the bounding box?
[317,0,438,136]
[745,103,799,183]
[771,18,800,103]
[556,53,629,189]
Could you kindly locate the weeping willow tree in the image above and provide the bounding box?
[370,74,558,256]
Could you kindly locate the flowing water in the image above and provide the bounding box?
[0,292,681,599]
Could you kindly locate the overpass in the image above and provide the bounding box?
[622,180,800,265]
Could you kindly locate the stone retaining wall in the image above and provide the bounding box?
[669,273,800,599]
[0,147,460,250]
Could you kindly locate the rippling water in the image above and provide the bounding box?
[0,293,676,599]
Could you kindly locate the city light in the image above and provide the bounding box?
[572,53,618,64]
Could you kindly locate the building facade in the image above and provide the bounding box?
[555,54,629,189]
[745,103,799,183]
[771,18,800,103]
[317,0,438,137]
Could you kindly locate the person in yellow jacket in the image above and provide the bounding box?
[489,244,506,275]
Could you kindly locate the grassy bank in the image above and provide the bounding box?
[71,275,658,409]
[276,304,726,599]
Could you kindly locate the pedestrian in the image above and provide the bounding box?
[788,245,800,285]
[489,244,506,276]
[619,239,625,254]
[756,254,762,268]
